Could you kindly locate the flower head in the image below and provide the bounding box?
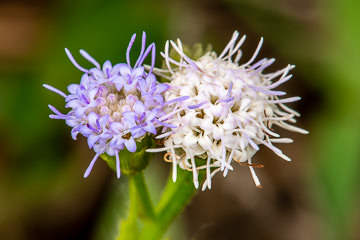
[44,32,175,178]
[148,31,308,190]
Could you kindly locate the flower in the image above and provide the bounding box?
[44,32,178,178]
[148,31,308,190]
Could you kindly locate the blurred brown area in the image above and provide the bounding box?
[0,1,53,66]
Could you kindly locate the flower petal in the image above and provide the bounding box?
[87,112,99,127]
[133,100,145,114]
[119,64,131,76]
[125,138,137,152]
[143,122,157,134]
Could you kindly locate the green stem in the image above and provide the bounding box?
[139,168,205,240]
[132,172,155,221]
[117,175,139,240]
[117,171,155,240]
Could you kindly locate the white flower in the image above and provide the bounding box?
[147,31,308,190]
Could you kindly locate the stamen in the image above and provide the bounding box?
[48,105,69,119]
[188,101,208,109]
[164,96,190,105]
[265,74,293,89]
[248,58,267,70]
[268,138,293,143]
[146,146,174,152]
[177,39,184,70]
[278,103,301,116]
[273,121,309,134]
[224,34,246,61]
[43,84,67,98]
[65,48,90,73]
[134,31,147,68]
[169,40,200,71]
[234,50,243,62]
[248,158,263,188]
[262,114,295,121]
[249,85,286,96]
[84,153,100,178]
[250,58,275,73]
[218,31,239,59]
[155,131,175,139]
[163,41,174,74]
[205,155,212,189]
[223,149,235,177]
[171,142,178,182]
[259,116,281,137]
[201,168,221,191]
[115,151,121,178]
[190,151,199,189]
[268,96,301,104]
[243,37,263,66]
[80,49,101,69]
[126,33,137,68]
[137,43,155,72]
[244,133,260,151]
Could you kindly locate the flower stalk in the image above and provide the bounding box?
[117,171,155,240]
[117,176,139,240]
[131,172,155,221]
[139,165,205,240]
[116,158,204,240]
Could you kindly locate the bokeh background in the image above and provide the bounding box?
[0,0,359,239]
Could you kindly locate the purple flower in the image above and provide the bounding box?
[44,32,176,178]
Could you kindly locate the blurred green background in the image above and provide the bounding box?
[0,0,359,239]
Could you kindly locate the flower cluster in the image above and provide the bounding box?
[148,31,308,190]
[45,30,307,190]
[44,32,177,178]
